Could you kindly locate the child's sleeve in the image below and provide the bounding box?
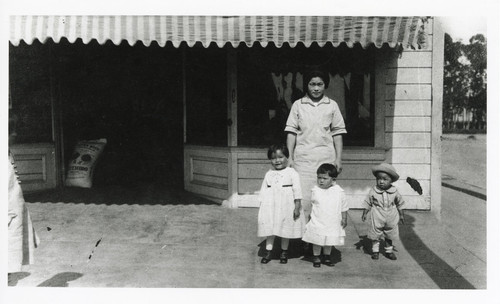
[395,190,405,208]
[291,169,303,200]
[340,190,349,212]
[310,188,318,205]
[362,189,373,210]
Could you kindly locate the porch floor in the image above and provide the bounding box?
[8,184,486,290]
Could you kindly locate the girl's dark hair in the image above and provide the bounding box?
[317,163,338,178]
[267,144,289,159]
[304,69,330,89]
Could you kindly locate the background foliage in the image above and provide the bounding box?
[443,33,487,132]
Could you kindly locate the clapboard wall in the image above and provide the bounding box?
[10,143,57,193]
[373,18,435,209]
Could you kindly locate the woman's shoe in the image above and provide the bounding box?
[371,252,379,260]
[312,256,321,268]
[261,250,272,264]
[280,250,288,264]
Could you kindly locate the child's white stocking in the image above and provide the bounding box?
[312,244,322,256]
[281,238,289,250]
[323,246,332,255]
[266,236,275,251]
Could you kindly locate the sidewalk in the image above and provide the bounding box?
[441,134,487,199]
[442,175,486,200]
[7,185,486,289]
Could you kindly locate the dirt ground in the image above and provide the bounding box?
[441,134,486,189]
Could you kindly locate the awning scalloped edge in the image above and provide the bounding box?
[9,16,428,50]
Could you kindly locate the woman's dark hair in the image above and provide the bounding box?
[317,163,338,178]
[267,144,290,159]
[303,69,330,89]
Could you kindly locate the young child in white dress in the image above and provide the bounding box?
[361,163,405,260]
[258,144,305,264]
[302,163,348,267]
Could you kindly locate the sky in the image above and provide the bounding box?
[440,16,487,44]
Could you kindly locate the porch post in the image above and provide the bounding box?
[182,46,187,144]
[227,48,237,147]
[431,17,444,220]
[49,44,65,187]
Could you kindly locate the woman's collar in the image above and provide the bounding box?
[301,95,330,105]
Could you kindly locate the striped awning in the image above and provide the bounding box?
[9,16,427,49]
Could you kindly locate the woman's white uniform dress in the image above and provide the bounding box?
[285,95,347,218]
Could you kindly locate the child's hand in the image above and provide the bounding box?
[341,218,347,228]
[333,160,343,175]
[361,213,367,222]
[293,208,300,221]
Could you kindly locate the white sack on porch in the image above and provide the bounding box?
[9,16,427,49]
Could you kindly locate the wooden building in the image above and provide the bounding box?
[8,16,443,215]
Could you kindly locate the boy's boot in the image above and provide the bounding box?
[384,246,397,260]
[385,239,397,260]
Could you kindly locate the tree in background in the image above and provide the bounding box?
[444,33,470,130]
[443,34,486,131]
[443,33,487,131]
[464,34,487,129]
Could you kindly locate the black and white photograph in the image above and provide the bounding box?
[1,0,498,303]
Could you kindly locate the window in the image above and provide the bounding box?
[9,41,53,144]
[237,43,375,147]
[185,44,227,146]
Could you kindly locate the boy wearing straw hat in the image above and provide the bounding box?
[361,163,405,260]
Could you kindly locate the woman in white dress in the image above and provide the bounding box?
[285,70,347,221]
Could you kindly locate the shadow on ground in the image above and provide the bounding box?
[8,272,30,286]
[37,272,83,287]
[352,212,476,289]
[257,238,342,266]
[25,182,218,206]
[400,213,475,289]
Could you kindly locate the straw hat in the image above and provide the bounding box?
[371,163,399,182]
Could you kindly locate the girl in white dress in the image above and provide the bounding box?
[302,163,348,267]
[258,144,304,264]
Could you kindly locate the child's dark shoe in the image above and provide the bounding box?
[261,250,272,264]
[302,242,311,254]
[385,252,397,260]
[279,250,288,264]
[312,256,321,268]
[371,252,379,260]
[323,256,335,267]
